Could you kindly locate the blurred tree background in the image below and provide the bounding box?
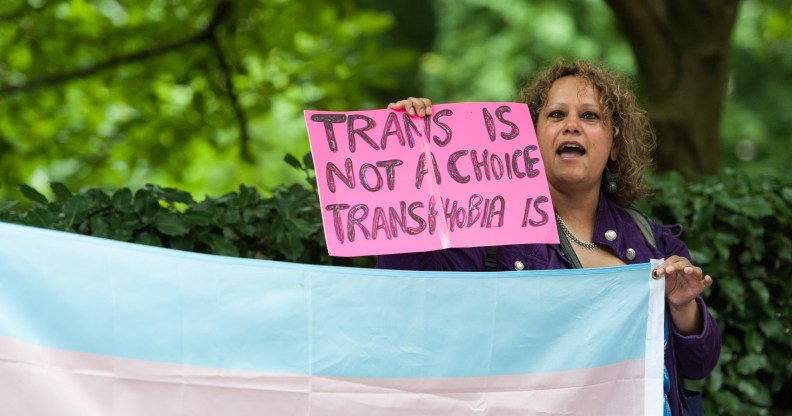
[1,0,790,201]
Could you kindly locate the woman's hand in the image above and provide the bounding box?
[655,255,713,306]
[388,97,433,117]
[654,255,713,335]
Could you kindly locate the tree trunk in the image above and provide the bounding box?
[604,0,740,176]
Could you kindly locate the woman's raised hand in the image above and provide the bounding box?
[655,255,713,306]
[654,255,713,335]
[388,97,433,117]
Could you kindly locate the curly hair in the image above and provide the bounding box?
[519,59,655,207]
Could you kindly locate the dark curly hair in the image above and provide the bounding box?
[520,59,655,207]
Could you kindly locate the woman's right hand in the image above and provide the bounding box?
[387,97,433,117]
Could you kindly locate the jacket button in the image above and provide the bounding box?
[626,248,636,260]
[604,230,617,241]
[514,261,525,270]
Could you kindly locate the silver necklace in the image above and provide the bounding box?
[555,212,597,250]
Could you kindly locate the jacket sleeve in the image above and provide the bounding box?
[671,296,721,379]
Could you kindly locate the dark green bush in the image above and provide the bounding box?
[1,163,790,414]
[0,154,375,268]
[642,169,792,415]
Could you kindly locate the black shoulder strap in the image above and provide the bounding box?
[625,206,665,256]
[557,219,584,269]
[485,246,499,271]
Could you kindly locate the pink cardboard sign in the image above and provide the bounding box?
[304,102,559,257]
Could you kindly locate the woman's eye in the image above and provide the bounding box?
[581,111,599,120]
[548,110,564,119]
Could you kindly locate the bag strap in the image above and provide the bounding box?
[484,246,499,271]
[625,206,665,256]
[557,219,584,269]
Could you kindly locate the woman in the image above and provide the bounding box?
[377,59,720,416]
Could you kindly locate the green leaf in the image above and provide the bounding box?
[748,280,769,304]
[208,235,239,257]
[713,193,741,212]
[50,182,72,202]
[781,187,792,204]
[134,189,159,224]
[62,196,89,227]
[18,185,48,204]
[222,226,239,240]
[712,391,740,411]
[737,379,771,406]
[183,209,213,227]
[758,319,785,339]
[156,213,190,236]
[737,198,773,218]
[237,185,260,207]
[717,279,744,303]
[744,331,764,354]
[82,188,113,207]
[278,232,304,260]
[136,232,162,247]
[24,206,57,228]
[284,153,302,170]
[0,200,19,211]
[157,187,193,204]
[107,216,135,241]
[302,152,315,170]
[736,354,767,374]
[222,210,242,225]
[288,217,320,235]
[89,216,110,237]
[170,236,195,252]
[112,188,133,207]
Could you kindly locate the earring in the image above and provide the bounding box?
[604,164,620,194]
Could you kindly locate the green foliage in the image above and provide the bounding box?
[721,0,792,176]
[2,0,791,198]
[0,156,374,267]
[0,0,417,199]
[420,0,634,102]
[642,169,792,415]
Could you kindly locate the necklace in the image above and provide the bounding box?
[555,212,597,250]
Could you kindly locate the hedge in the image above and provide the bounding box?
[643,169,792,415]
[1,159,790,414]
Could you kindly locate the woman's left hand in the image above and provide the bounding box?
[654,256,713,335]
[654,255,713,308]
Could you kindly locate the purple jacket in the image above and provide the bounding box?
[377,194,721,416]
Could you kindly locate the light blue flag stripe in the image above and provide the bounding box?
[0,221,651,378]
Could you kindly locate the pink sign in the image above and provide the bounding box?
[304,102,559,257]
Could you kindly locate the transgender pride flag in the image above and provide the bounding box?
[0,222,665,415]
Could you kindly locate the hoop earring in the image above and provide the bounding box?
[604,163,620,194]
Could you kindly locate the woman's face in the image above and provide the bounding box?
[535,76,616,195]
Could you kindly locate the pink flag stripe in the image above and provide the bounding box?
[1,335,644,416]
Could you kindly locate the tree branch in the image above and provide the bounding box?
[0,0,232,95]
[208,34,252,162]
